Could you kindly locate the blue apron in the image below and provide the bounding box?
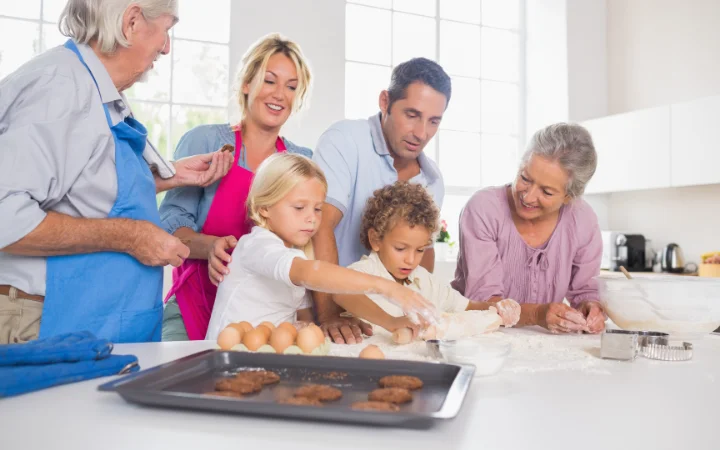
[39,40,163,343]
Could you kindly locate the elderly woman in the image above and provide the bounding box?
[159,34,313,341]
[451,123,605,334]
[0,0,232,344]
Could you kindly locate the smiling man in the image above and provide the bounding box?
[312,58,451,343]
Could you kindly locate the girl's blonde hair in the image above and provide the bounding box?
[247,153,326,258]
[230,33,312,125]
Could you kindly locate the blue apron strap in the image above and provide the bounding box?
[64,40,114,128]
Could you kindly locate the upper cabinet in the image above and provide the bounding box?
[583,106,671,194]
[670,95,720,187]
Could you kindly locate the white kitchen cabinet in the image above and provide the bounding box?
[670,95,720,187]
[583,106,671,194]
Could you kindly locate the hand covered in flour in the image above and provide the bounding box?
[493,298,521,327]
[381,282,440,327]
[536,303,588,334]
[577,301,606,334]
[208,235,238,285]
[388,316,423,344]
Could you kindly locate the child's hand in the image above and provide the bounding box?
[493,298,521,327]
[387,316,423,344]
[382,282,440,326]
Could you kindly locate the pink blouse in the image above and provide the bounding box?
[451,186,602,307]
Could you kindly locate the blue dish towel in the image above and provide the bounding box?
[0,331,140,398]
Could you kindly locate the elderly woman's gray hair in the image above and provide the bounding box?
[59,0,179,54]
[520,123,597,199]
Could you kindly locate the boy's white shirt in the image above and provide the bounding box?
[206,226,312,340]
[347,251,469,316]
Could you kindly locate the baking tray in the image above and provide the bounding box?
[98,350,475,429]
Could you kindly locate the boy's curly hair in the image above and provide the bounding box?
[360,181,440,250]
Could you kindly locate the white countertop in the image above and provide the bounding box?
[2,328,719,450]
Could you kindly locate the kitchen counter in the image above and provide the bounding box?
[2,328,719,450]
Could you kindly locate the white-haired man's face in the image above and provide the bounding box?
[122,6,175,89]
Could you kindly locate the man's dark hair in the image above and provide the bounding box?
[386,57,452,112]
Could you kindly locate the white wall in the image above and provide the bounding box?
[584,0,720,265]
[229,0,345,149]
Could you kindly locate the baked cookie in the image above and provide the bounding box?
[235,370,280,385]
[278,397,324,407]
[378,375,423,390]
[351,401,400,412]
[368,388,413,404]
[294,384,343,402]
[215,378,262,395]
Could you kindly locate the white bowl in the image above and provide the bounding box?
[597,277,720,338]
[439,339,511,376]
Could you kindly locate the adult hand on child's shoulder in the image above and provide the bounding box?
[319,315,373,345]
[208,235,238,286]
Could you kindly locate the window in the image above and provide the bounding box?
[0,0,231,162]
[345,0,524,242]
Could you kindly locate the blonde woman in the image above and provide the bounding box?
[205,153,438,339]
[160,34,313,341]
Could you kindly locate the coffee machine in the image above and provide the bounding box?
[612,234,648,272]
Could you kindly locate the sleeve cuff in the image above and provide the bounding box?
[162,215,199,235]
[0,195,47,248]
[325,196,347,216]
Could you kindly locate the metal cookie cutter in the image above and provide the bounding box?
[642,342,693,361]
[600,330,669,360]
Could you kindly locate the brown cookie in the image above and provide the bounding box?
[294,384,343,402]
[235,370,280,385]
[215,378,262,395]
[368,388,413,404]
[351,401,400,412]
[220,144,234,153]
[204,390,242,398]
[379,375,423,391]
[278,397,324,407]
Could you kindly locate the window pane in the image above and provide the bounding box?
[131,101,171,159]
[41,23,67,51]
[482,0,519,30]
[439,21,480,77]
[439,130,481,188]
[441,77,480,132]
[42,0,66,23]
[481,81,518,134]
[393,0,436,17]
[424,136,438,163]
[0,1,40,19]
[345,61,390,119]
[481,134,518,188]
[125,53,171,102]
[348,0,391,8]
[0,19,40,80]
[393,12,436,65]
[174,0,230,43]
[171,106,228,151]
[346,4,391,65]
[440,0,481,24]
[481,28,519,82]
[440,194,472,246]
[172,39,229,106]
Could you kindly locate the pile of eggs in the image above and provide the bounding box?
[216,321,327,355]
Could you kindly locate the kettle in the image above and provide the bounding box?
[661,243,685,273]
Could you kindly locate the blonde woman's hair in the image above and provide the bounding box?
[230,33,312,125]
[247,153,327,256]
[59,0,178,54]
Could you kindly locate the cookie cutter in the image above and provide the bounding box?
[600,330,669,360]
[642,342,693,361]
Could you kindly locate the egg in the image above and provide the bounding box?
[309,324,326,343]
[296,326,322,353]
[237,321,253,333]
[392,327,413,345]
[270,327,295,353]
[227,323,246,340]
[242,328,268,351]
[259,321,276,331]
[359,344,385,359]
[217,327,241,350]
[277,322,298,340]
[256,324,272,340]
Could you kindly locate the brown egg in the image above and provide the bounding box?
[237,321,253,333]
[359,344,385,359]
[259,321,276,331]
[242,328,268,351]
[227,323,246,341]
[296,326,322,353]
[217,327,242,350]
[309,324,325,343]
[270,328,295,353]
[277,322,298,340]
[256,324,272,340]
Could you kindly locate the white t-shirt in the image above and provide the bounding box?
[347,252,469,317]
[206,227,312,340]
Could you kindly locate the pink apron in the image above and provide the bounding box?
[165,130,287,340]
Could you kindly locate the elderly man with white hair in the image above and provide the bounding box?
[0,0,233,344]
